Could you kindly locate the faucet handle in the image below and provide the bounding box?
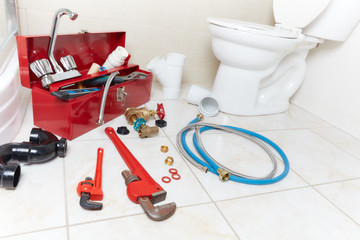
[60,55,78,71]
[30,59,53,78]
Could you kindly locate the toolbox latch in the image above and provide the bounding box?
[117,87,127,106]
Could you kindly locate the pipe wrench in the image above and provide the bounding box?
[105,127,176,221]
[76,147,104,210]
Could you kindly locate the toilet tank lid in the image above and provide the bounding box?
[274,0,331,29]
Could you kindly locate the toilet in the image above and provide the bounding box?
[207,0,360,115]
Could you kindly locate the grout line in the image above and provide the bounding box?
[62,158,71,240]
[0,226,66,239]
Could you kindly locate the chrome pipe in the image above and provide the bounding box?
[48,8,78,73]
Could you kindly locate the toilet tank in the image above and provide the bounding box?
[274,0,360,41]
[303,0,360,41]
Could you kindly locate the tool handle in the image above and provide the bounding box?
[94,147,103,189]
[105,127,154,182]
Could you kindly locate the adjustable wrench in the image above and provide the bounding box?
[76,147,104,210]
[105,127,176,221]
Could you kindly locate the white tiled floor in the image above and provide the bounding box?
[2,83,360,239]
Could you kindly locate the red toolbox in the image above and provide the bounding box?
[17,32,152,140]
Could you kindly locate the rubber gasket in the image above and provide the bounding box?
[171,173,181,180]
[162,176,171,183]
[169,168,178,174]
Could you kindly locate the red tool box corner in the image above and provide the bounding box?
[16,31,153,140]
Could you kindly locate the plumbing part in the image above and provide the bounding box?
[161,145,168,153]
[117,126,130,135]
[0,128,67,189]
[169,168,178,174]
[176,115,290,184]
[105,127,176,221]
[87,63,101,75]
[76,147,104,210]
[155,103,167,128]
[30,59,55,89]
[187,85,213,106]
[171,174,181,180]
[138,125,159,138]
[96,71,119,125]
[102,46,129,70]
[48,8,78,73]
[199,96,220,117]
[187,85,220,117]
[155,120,167,128]
[147,53,185,99]
[124,107,156,125]
[60,55,78,71]
[133,118,147,132]
[37,8,82,88]
[161,176,171,183]
[165,157,174,166]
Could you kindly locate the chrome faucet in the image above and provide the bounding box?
[48,8,78,73]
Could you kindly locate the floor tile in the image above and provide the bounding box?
[217,187,360,240]
[315,179,360,225]
[65,137,210,225]
[69,203,238,240]
[312,127,360,160]
[170,131,308,201]
[262,129,360,184]
[0,158,66,237]
[1,228,67,240]
[226,106,303,131]
[287,104,332,128]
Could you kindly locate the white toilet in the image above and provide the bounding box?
[207,0,360,115]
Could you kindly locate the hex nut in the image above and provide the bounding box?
[165,156,174,166]
[161,145,169,153]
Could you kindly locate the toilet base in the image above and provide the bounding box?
[212,63,291,115]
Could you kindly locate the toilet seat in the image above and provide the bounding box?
[207,18,299,39]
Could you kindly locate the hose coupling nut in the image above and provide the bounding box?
[196,113,204,121]
[217,168,230,182]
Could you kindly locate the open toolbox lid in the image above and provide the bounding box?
[17,31,135,90]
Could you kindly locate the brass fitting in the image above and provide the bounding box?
[197,113,204,121]
[138,125,159,138]
[164,156,174,166]
[217,168,230,182]
[161,145,169,153]
[124,107,156,125]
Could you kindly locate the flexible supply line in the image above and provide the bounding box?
[176,115,290,185]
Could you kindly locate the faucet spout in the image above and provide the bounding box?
[48,8,78,73]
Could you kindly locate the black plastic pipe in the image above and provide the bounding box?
[0,128,67,189]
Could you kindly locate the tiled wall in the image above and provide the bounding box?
[16,0,274,84]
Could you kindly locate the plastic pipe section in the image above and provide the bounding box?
[187,85,220,117]
[0,128,67,189]
[147,53,185,99]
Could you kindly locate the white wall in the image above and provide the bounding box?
[292,22,360,139]
[16,0,274,85]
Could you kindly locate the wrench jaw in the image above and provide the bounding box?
[122,170,177,221]
[138,196,176,222]
[79,192,103,211]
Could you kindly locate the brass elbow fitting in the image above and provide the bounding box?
[124,107,156,125]
[138,125,159,138]
[217,168,230,182]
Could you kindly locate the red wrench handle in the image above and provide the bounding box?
[94,147,103,189]
[105,127,164,203]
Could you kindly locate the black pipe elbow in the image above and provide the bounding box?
[0,128,67,190]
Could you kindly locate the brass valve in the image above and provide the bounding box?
[124,107,156,125]
[138,125,159,138]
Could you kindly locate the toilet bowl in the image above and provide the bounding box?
[207,0,360,115]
